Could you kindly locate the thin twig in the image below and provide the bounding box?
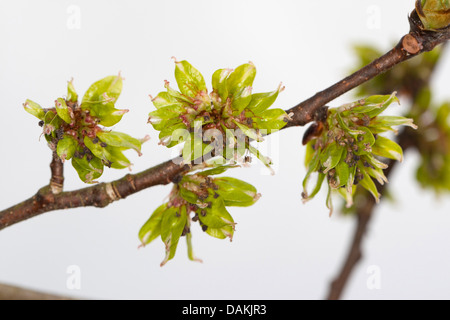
[49,151,64,194]
[285,13,450,128]
[0,158,188,231]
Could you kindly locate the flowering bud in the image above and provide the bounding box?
[24,75,145,183]
[302,92,417,214]
[148,59,288,170]
[139,165,260,265]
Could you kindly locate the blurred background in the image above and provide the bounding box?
[0,0,449,299]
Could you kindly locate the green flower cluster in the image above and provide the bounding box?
[302,93,417,213]
[148,59,289,168]
[139,165,260,266]
[24,75,146,183]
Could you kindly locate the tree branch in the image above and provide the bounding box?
[0,282,76,300]
[1,9,449,231]
[0,158,188,231]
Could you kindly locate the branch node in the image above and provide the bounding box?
[402,34,422,55]
[126,174,137,191]
[105,183,121,202]
[49,152,64,195]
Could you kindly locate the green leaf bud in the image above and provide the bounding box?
[416,0,450,30]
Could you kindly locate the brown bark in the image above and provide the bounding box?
[0,283,76,300]
[0,158,188,230]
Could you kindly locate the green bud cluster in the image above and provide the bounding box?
[139,165,260,266]
[148,59,289,168]
[24,75,146,183]
[302,93,417,214]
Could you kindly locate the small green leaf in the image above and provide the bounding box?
[71,155,104,183]
[248,144,273,172]
[151,117,184,134]
[92,102,129,127]
[320,141,344,173]
[160,205,187,266]
[302,151,321,195]
[336,112,365,135]
[334,160,350,188]
[186,222,202,262]
[198,198,235,229]
[253,108,289,132]
[212,68,232,102]
[182,133,213,163]
[303,172,325,202]
[56,135,78,162]
[370,116,418,131]
[158,123,189,147]
[246,84,283,115]
[360,93,399,118]
[196,165,240,176]
[337,182,356,208]
[372,135,404,162]
[354,127,376,155]
[214,177,260,207]
[82,75,123,106]
[84,136,111,164]
[105,146,132,169]
[366,166,389,185]
[205,224,234,241]
[43,111,62,135]
[148,104,185,121]
[326,185,333,215]
[151,91,185,109]
[226,62,256,99]
[363,154,389,169]
[232,86,253,114]
[23,99,45,120]
[179,186,200,204]
[139,203,167,246]
[84,136,132,169]
[97,131,142,156]
[164,80,194,104]
[359,170,380,203]
[55,98,73,124]
[304,142,316,167]
[174,59,207,98]
[233,120,263,142]
[67,79,78,103]
[81,75,127,127]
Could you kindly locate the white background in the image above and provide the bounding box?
[1,0,449,300]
